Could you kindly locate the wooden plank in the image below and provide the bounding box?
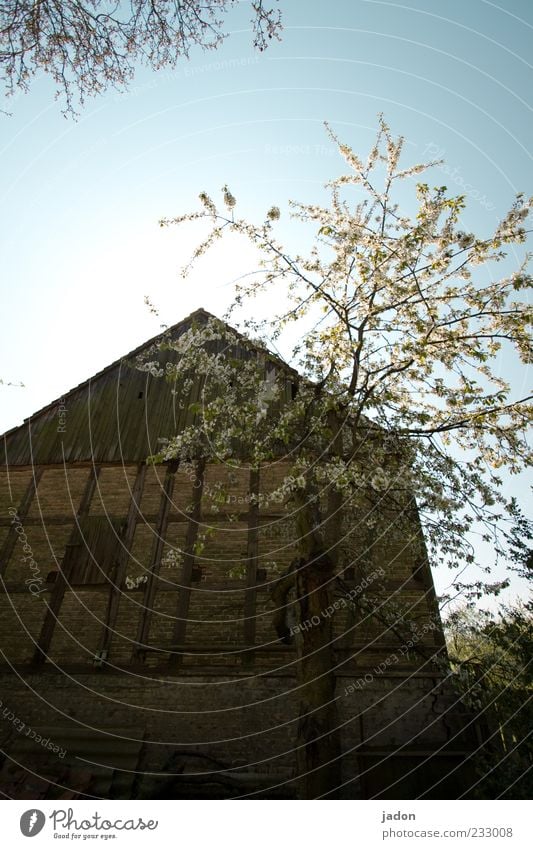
[133,463,178,661]
[0,512,160,527]
[97,463,146,661]
[32,466,100,665]
[168,457,206,669]
[67,516,123,584]
[0,469,43,576]
[142,643,282,654]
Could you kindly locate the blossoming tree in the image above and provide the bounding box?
[0,0,282,115]
[150,117,532,797]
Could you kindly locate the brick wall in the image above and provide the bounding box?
[0,458,470,798]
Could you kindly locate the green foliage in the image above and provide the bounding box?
[445,602,533,798]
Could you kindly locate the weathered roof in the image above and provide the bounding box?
[1,308,297,467]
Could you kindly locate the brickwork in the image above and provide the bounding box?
[0,459,441,676]
[0,591,49,664]
[0,469,33,515]
[28,467,90,519]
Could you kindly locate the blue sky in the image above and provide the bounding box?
[0,0,531,600]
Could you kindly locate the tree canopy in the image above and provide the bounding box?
[0,1,282,114]
[143,117,532,796]
[155,116,532,601]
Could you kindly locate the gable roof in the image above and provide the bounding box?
[1,308,297,467]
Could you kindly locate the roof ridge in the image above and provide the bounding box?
[0,306,301,443]
[0,307,218,440]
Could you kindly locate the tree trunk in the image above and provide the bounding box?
[275,453,345,799]
[295,549,342,798]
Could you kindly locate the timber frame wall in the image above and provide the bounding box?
[0,457,445,674]
[0,309,478,799]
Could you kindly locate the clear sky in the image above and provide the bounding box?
[0,0,531,600]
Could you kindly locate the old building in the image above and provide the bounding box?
[0,309,478,799]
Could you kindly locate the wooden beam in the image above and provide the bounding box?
[32,466,100,665]
[168,457,206,669]
[141,643,285,654]
[97,463,146,661]
[133,463,178,661]
[0,468,43,577]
